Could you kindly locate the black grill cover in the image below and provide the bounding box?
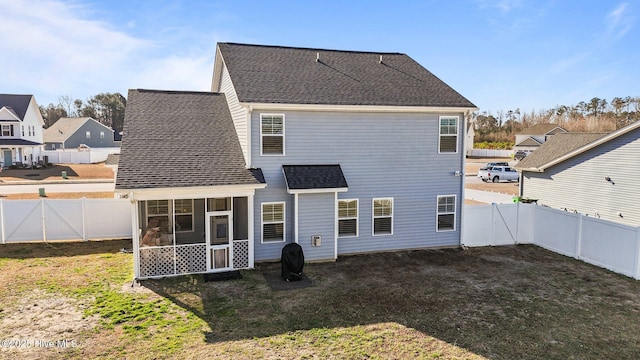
[281,243,304,281]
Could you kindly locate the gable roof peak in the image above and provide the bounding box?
[218,42,405,56]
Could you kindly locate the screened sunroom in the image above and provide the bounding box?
[132,194,256,279]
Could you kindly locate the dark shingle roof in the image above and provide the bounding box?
[515,137,542,147]
[0,139,42,146]
[517,123,566,136]
[217,43,476,108]
[282,165,348,190]
[0,94,33,120]
[105,153,120,166]
[115,89,264,190]
[516,133,608,170]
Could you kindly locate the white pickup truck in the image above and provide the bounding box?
[477,166,519,183]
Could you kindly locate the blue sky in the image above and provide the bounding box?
[2,0,638,114]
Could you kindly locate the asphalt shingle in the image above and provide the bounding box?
[115,89,264,190]
[282,165,348,190]
[217,43,476,108]
[516,133,608,170]
[0,94,33,120]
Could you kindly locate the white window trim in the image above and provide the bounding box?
[86,131,91,139]
[145,199,172,234]
[260,113,285,156]
[1,125,11,137]
[372,197,394,236]
[261,201,286,243]
[100,131,105,139]
[173,199,194,233]
[337,199,359,238]
[438,115,459,154]
[436,194,457,232]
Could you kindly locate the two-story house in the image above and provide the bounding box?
[116,43,476,280]
[0,94,45,168]
[44,117,118,150]
[514,123,567,155]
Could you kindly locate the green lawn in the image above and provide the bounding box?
[1,241,640,359]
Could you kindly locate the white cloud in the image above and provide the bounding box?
[0,0,151,103]
[605,3,635,41]
[0,0,223,105]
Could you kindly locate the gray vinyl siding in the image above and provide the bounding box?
[251,110,464,261]
[522,129,640,227]
[61,122,116,148]
[219,64,249,163]
[297,193,336,261]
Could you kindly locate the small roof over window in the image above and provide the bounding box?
[282,165,348,194]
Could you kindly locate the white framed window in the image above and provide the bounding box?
[372,198,393,236]
[338,199,358,238]
[174,199,194,232]
[260,114,284,155]
[100,131,105,139]
[146,200,171,234]
[262,202,285,243]
[86,131,91,139]
[437,195,456,232]
[21,126,24,137]
[438,116,458,153]
[1,125,11,137]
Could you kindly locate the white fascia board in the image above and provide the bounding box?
[243,102,478,114]
[538,121,640,171]
[116,183,266,201]
[0,107,21,121]
[287,187,349,195]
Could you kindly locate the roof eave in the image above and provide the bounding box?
[114,183,267,200]
[287,187,349,194]
[242,102,478,114]
[536,121,640,171]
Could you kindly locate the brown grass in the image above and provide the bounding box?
[0,163,113,182]
[0,192,114,200]
[2,242,640,359]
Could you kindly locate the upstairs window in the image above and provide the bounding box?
[21,126,24,136]
[86,131,91,139]
[1,125,11,137]
[437,195,456,231]
[100,131,105,139]
[439,116,458,153]
[373,198,393,236]
[261,114,284,155]
[338,199,358,237]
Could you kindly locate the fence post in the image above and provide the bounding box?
[515,202,520,244]
[0,200,4,244]
[81,197,87,241]
[634,228,640,280]
[491,203,496,246]
[575,213,583,259]
[41,198,47,242]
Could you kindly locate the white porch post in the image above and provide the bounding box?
[248,194,255,268]
[131,195,141,279]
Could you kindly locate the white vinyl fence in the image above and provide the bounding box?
[464,203,640,280]
[0,198,131,243]
[43,148,120,164]
[466,149,514,158]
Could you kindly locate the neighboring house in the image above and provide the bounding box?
[116,43,476,279]
[0,94,45,168]
[465,121,475,155]
[514,123,567,155]
[516,120,640,226]
[44,117,117,150]
[105,153,120,178]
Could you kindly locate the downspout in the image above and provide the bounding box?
[246,105,252,168]
[294,193,299,244]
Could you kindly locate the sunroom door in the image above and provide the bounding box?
[206,212,233,271]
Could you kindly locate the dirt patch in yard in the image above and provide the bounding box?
[466,181,520,196]
[0,163,113,182]
[2,242,640,359]
[0,192,114,200]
